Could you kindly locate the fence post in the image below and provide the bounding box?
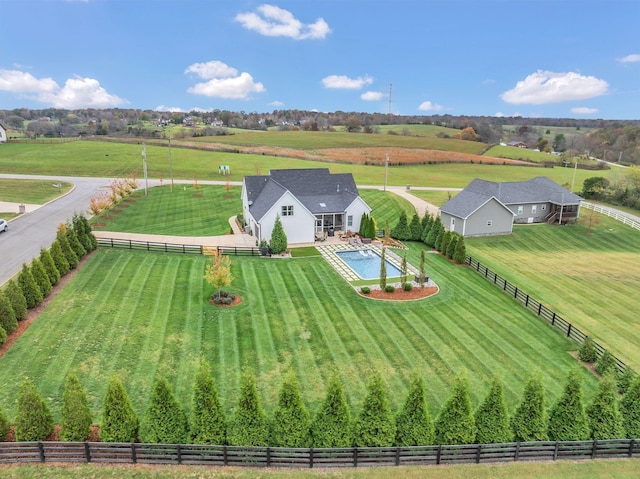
[395,446,400,466]
[514,442,520,461]
[476,444,482,463]
[131,443,137,463]
[436,445,441,464]
[551,312,556,326]
[84,442,91,463]
[553,441,559,460]
[177,444,182,464]
[267,447,271,467]
[309,447,314,468]
[537,303,542,316]
[629,439,635,458]
[223,445,228,465]
[567,323,572,338]
[353,447,358,467]
[591,439,597,459]
[525,295,529,307]
[38,441,45,462]
[514,287,518,299]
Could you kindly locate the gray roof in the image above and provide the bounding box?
[441,176,582,219]
[244,168,361,221]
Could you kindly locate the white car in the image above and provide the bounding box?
[0,219,7,232]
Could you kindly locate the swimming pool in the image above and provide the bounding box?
[335,249,403,280]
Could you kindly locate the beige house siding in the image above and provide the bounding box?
[463,199,513,237]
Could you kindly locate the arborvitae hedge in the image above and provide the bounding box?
[440,231,451,256]
[425,217,441,248]
[60,373,92,442]
[50,239,70,277]
[18,263,43,309]
[100,375,139,443]
[0,290,18,334]
[435,374,476,445]
[269,215,288,255]
[392,211,410,241]
[409,213,422,241]
[395,374,434,446]
[270,372,311,447]
[366,215,376,239]
[227,371,268,446]
[310,374,351,448]
[578,337,598,363]
[453,235,467,264]
[0,325,6,346]
[511,372,547,442]
[15,378,54,441]
[0,405,9,441]
[57,227,78,269]
[595,350,618,377]
[547,369,590,441]
[39,247,60,287]
[66,227,87,261]
[617,367,635,395]
[420,214,432,242]
[475,378,511,444]
[141,376,189,444]
[73,213,97,252]
[190,359,226,445]
[30,258,52,299]
[4,280,27,321]
[353,372,395,447]
[434,228,445,252]
[621,375,640,438]
[446,234,458,259]
[587,373,624,440]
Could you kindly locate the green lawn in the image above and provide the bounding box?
[405,190,459,208]
[359,189,416,230]
[0,179,73,204]
[466,214,640,370]
[92,185,242,236]
[0,246,598,424]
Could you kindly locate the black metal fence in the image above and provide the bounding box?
[96,238,262,257]
[0,439,638,467]
[466,255,629,373]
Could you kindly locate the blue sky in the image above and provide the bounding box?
[1,0,638,119]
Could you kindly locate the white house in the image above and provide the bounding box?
[0,122,7,143]
[242,169,372,244]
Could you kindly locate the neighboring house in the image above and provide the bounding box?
[506,141,527,148]
[0,122,7,143]
[242,168,372,244]
[440,176,583,237]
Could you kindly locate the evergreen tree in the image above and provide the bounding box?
[474,378,511,444]
[353,372,396,447]
[57,225,78,269]
[141,376,189,444]
[595,350,618,377]
[18,263,43,308]
[425,217,441,248]
[446,234,458,260]
[191,358,226,445]
[511,372,548,442]
[434,227,445,252]
[420,214,432,242]
[440,231,451,256]
[15,378,54,441]
[578,337,598,363]
[366,215,377,239]
[30,258,52,298]
[73,213,96,252]
[547,369,590,441]
[0,404,9,441]
[39,247,60,287]
[0,290,18,334]
[621,375,640,438]
[409,213,422,241]
[418,250,426,288]
[435,374,476,445]
[66,226,87,261]
[270,372,311,447]
[60,373,92,442]
[395,374,434,446]
[227,371,268,446]
[100,375,139,442]
[269,215,288,255]
[50,239,70,277]
[587,373,624,440]
[5,280,27,321]
[310,374,351,448]
[392,211,410,240]
[359,213,368,236]
[0,325,5,346]
[617,367,635,395]
[379,247,387,290]
[400,254,408,286]
[453,235,467,264]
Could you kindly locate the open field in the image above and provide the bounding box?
[466,215,640,370]
[2,458,640,479]
[91,185,242,236]
[0,179,73,204]
[484,145,604,168]
[0,141,610,189]
[0,246,598,422]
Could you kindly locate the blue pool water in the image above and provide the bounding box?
[335,249,402,280]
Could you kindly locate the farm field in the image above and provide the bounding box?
[0,245,598,423]
[466,215,640,370]
[0,141,609,189]
[91,185,242,236]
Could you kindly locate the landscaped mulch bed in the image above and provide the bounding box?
[360,285,438,301]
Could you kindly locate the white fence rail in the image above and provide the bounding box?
[582,202,640,231]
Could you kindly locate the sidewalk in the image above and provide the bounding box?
[0,201,41,216]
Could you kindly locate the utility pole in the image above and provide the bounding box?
[384,152,389,192]
[168,137,173,191]
[142,143,148,196]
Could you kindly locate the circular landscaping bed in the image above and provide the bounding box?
[208,291,242,307]
[359,285,438,301]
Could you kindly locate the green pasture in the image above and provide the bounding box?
[2,459,640,479]
[359,189,416,229]
[405,189,459,208]
[466,214,640,370]
[0,141,610,189]
[92,185,242,236]
[502,124,597,140]
[0,246,598,423]
[0,178,73,204]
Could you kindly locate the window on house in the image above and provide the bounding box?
[542,204,547,211]
[532,205,537,214]
[517,206,523,215]
[487,219,493,227]
[281,205,294,216]
[347,215,353,227]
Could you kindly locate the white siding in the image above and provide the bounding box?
[259,191,315,244]
[345,196,372,234]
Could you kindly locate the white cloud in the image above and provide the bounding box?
[0,69,125,108]
[156,105,184,112]
[235,4,330,40]
[618,53,640,64]
[185,61,265,100]
[418,100,443,112]
[501,70,609,104]
[322,75,373,89]
[361,91,385,101]
[269,100,285,107]
[571,106,599,115]
[482,79,496,85]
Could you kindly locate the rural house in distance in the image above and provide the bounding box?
[440,176,583,237]
[242,168,372,244]
[0,122,7,143]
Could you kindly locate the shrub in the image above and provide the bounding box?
[384,285,395,293]
[453,235,467,264]
[0,290,18,334]
[30,258,52,299]
[0,405,9,441]
[60,373,92,441]
[15,378,54,441]
[353,372,395,447]
[227,371,268,446]
[621,375,640,438]
[392,211,410,240]
[0,325,5,346]
[595,350,618,377]
[360,286,371,294]
[270,372,311,447]
[446,234,458,259]
[18,263,43,309]
[270,215,288,255]
[435,373,476,445]
[425,217,441,248]
[403,282,413,291]
[586,373,624,440]
[617,367,635,395]
[395,374,434,446]
[50,239,70,277]
[4,280,27,321]
[310,374,351,448]
[100,375,139,442]
[409,213,422,241]
[474,378,511,444]
[39,247,60,287]
[191,358,226,445]
[57,225,78,270]
[547,369,590,441]
[511,372,547,442]
[141,376,189,444]
[578,337,598,363]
